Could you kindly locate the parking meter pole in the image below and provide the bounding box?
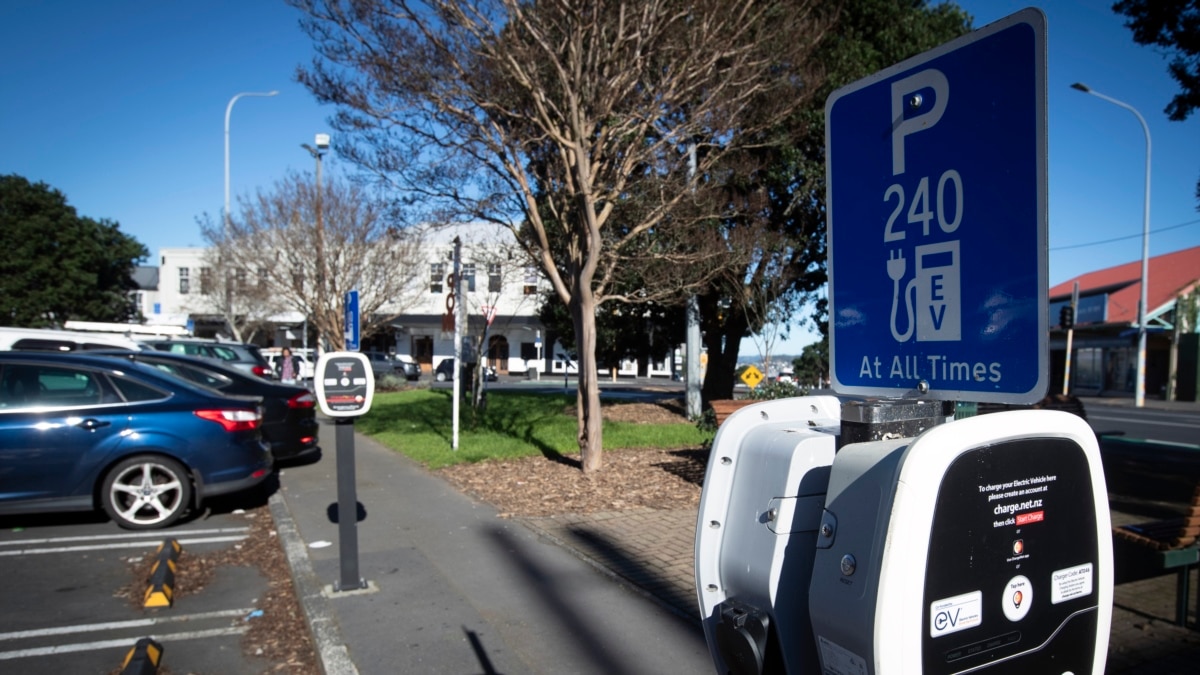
[334,418,365,592]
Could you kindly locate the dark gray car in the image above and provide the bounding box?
[140,338,273,379]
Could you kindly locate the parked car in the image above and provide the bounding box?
[93,351,319,462]
[434,357,497,382]
[0,352,273,529]
[361,351,421,381]
[139,338,273,379]
[0,326,144,352]
[393,354,422,381]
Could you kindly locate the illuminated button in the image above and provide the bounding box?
[1003,575,1032,621]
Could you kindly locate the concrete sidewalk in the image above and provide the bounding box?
[269,420,711,675]
[273,418,1200,674]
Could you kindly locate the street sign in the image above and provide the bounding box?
[740,365,765,389]
[826,8,1047,404]
[344,289,360,351]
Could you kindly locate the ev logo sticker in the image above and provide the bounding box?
[930,590,983,638]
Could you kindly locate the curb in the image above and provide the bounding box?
[268,490,359,675]
[143,539,181,608]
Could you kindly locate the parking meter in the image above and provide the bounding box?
[695,396,842,675]
[809,410,1112,674]
[314,352,375,417]
[313,351,376,592]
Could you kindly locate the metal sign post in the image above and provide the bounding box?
[826,9,1048,405]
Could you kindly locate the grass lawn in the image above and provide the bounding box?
[354,389,709,468]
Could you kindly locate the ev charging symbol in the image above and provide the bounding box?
[885,68,963,344]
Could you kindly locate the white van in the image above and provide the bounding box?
[0,327,145,352]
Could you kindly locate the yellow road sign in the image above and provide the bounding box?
[740,365,764,389]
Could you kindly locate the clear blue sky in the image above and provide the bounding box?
[3,1,1197,356]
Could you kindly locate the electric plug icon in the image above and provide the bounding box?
[888,249,916,342]
[887,249,907,281]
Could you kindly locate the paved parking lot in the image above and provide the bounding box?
[0,496,281,673]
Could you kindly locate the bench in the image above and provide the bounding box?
[710,399,758,427]
[1112,481,1200,627]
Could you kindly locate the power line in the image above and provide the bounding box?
[1051,217,1200,251]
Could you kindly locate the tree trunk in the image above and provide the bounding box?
[571,288,603,474]
[700,294,749,405]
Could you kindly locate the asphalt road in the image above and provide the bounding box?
[0,489,276,674]
[1085,405,1200,446]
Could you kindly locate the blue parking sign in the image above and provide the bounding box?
[344,289,360,351]
[826,9,1047,404]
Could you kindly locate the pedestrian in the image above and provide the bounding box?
[276,346,302,385]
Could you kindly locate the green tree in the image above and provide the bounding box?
[792,335,830,388]
[0,175,147,327]
[1113,0,1200,204]
[697,0,972,403]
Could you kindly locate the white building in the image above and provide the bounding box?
[142,223,677,378]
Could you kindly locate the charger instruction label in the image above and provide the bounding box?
[826,10,1047,404]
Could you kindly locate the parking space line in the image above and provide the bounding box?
[0,626,250,661]
[0,608,254,641]
[0,527,249,547]
[0,535,247,556]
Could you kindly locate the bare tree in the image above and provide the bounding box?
[292,0,831,472]
[202,170,426,350]
[183,245,291,343]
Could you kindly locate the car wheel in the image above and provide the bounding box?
[101,455,192,530]
[436,371,447,382]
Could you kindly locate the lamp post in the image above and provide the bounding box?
[302,135,331,347]
[224,91,279,232]
[1071,82,1151,407]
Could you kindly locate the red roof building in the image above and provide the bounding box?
[1049,245,1200,400]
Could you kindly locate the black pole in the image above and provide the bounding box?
[334,418,364,591]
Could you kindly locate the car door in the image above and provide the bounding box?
[0,363,130,504]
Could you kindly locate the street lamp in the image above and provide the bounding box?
[224,91,279,231]
[301,135,331,346]
[1071,82,1152,407]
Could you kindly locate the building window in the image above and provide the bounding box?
[235,268,248,292]
[462,263,477,292]
[199,267,213,295]
[430,263,446,293]
[488,263,502,293]
[179,267,190,295]
[258,267,269,292]
[523,266,539,295]
[292,265,304,289]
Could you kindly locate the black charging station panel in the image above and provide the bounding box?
[921,437,1101,674]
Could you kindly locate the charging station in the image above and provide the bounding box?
[809,410,1112,674]
[695,396,841,675]
[694,9,1113,674]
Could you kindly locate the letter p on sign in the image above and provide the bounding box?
[891,69,949,175]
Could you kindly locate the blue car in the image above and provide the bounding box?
[0,352,274,529]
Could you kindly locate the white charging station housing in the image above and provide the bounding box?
[695,396,842,674]
[808,410,1113,675]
